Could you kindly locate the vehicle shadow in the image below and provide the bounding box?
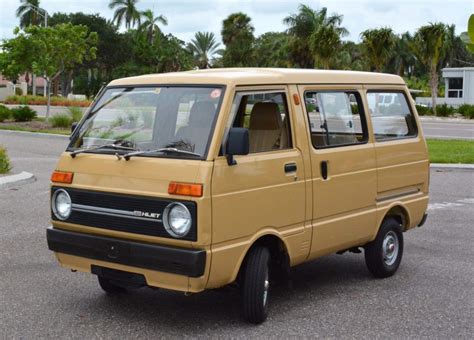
[69,253,374,332]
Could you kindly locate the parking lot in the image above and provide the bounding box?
[0,130,473,338]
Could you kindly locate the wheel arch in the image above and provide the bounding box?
[380,203,411,231]
[233,232,290,285]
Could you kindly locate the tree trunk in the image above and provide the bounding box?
[430,64,439,116]
[32,74,36,96]
[46,79,52,119]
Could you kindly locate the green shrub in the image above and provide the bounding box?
[0,105,11,122]
[415,105,433,116]
[0,146,11,174]
[11,106,37,122]
[68,106,84,122]
[15,87,23,96]
[436,104,455,117]
[49,114,72,128]
[457,104,474,119]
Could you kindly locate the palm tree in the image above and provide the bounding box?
[284,5,347,68]
[310,24,347,69]
[360,28,396,72]
[411,23,447,115]
[16,0,43,28]
[109,0,141,29]
[139,9,167,44]
[221,12,255,67]
[187,32,221,69]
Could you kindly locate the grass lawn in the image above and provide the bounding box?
[427,139,474,164]
[0,119,70,135]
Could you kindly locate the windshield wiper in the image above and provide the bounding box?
[70,140,136,158]
[122,148,201,161]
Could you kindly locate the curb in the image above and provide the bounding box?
[419,117,474,124]
[0,171,36,189]
[430,163,474,170]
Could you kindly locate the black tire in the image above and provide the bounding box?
[98,276,127,294]
[241,246,271,324]
[365,218,404,278]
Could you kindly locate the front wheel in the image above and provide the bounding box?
[365,218,404,278]
[241,246,271,324]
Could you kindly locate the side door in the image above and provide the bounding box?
[297,85,378,259]
[209,87,309,285]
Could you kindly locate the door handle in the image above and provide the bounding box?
[320,161,328,180]
[284,163,297,173]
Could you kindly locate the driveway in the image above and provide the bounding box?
[0,130,473,338]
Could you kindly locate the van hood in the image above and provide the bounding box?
[54,152,203,197]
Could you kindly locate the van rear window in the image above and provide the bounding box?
[366,91,418,141]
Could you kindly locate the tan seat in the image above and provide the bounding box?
[248,102,282,153]
[176,101,215,155]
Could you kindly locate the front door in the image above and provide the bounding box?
[210,88,309,283]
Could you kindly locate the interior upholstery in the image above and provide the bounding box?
[248,102,282,152]
[176,101,215,154]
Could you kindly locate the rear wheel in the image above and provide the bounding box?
[98,275,127,294]
[365,218,404,278]
[241,246,271,324]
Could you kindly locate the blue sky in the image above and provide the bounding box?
[1,0,472,45]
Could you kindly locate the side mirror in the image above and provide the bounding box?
[226,127,249,165]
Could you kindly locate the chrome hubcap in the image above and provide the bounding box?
[382,231,399,266]
[263,271,269,307]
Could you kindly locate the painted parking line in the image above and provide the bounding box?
[428,198,474,211]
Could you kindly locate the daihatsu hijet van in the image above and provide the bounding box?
[47,68,429,324]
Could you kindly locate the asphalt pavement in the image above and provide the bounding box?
[0,130,473,338]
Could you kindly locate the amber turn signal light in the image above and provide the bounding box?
[51,171,74,184]
[168,182,203,197]
[293,93,301,105]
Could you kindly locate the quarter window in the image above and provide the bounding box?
[304,91,367,148]
[367,91,417,141]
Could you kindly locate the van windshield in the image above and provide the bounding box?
[68,86,224,159]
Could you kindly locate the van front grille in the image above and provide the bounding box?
[51,187,197,241]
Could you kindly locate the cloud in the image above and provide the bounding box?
[1,0,472,44]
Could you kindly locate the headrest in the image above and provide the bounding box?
[249,102,282,130]
[188,101,216,127]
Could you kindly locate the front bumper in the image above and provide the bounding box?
[46,227,206,277]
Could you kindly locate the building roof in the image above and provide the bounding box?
[108,68,405,87]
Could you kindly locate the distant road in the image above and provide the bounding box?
[420,120,474,140]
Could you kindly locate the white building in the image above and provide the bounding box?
[416,67,474,107]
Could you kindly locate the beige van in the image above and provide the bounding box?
[47,68,429,324]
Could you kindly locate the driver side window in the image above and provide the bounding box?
[231,92,292,153]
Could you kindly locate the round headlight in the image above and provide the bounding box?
[52,189,72,220]
[163,202,192,238]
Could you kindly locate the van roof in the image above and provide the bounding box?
[108,68,405,87]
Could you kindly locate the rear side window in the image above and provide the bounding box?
[304,91,367,148]
[367,91,418,141]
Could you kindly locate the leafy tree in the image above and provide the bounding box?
[334,41,365,70]
[16,0,44,28]
[221,12,255,67]
[187,32,221,69]
[109,0,141,29]
[442,24,474,68]
[386,32,417,77]
[360,28,396,72]
[411,23,447,115]
[284,5,346,68]
[3,24,98,117]
[310,24,347,69]
[139,9,167,44]
[254,32,290,67]
[460,14,474,52]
